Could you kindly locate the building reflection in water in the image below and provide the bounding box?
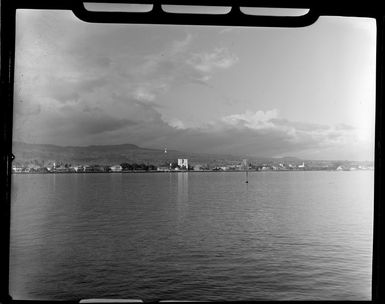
[176,172,189,224]
[177,172,189,204]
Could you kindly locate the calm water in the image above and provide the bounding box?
[10,171,373,301]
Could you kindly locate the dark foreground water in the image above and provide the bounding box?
[10,171,373,301]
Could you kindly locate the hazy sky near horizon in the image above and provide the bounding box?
[13,9,376,160]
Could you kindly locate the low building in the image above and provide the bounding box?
[54,167,70,173]
[262,166,270,171]
[110,165,123,172]
[83,165,93,172]
[12,165,23,173]
[27,164,41,171]
[73,165,84,172]
[157,166,170,172]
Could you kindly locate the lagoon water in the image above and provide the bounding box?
[10,171,373,301]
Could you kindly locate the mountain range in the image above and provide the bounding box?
[12,141,301,167]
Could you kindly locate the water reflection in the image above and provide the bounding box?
[10,172,373,300]
[176,172,189,224]
[177,172,189,203]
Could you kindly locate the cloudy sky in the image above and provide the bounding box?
[13,9,376,160]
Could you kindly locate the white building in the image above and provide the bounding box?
[110,165,123,172]
[178,158,188,169]
[73,165,85,172]
[12,165,23,173]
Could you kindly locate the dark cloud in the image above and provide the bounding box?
[13,98,370,160]
[76,116,137,135]
[130,113,361,159]
[153,127,317,158]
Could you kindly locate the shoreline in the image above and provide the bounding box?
[11,169,371,174]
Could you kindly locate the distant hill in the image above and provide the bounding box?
[12,141,279,167]
[272,156,301,161]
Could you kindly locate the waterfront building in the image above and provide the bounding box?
[241,159,249,171]
[27,164,41,171]
[178,158,188,169]
[110,165,123,172]
[73,165,84,172]
[12,165,23,173]
[54,166,71,173]
[157,166,170,172]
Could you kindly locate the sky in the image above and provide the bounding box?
[13,9,376,161]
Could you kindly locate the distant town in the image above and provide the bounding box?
[12,157,374,174]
